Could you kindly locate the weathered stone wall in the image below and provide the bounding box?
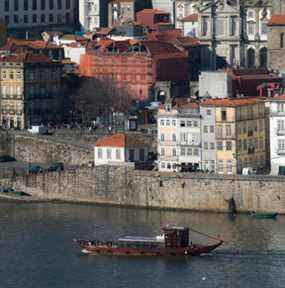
[268,26,285,72]
[13,134,92,165]
[5,166,285,214]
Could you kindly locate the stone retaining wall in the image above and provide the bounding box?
[3,166,285,214]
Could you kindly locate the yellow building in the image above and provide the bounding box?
[201,98,266,175]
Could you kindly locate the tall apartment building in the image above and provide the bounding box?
[79,0,107,31]
[108,0,135,27]
[157,99,201,172]
[200,98,267,175]
[0,0,79,32]
[0,53,63,129]
[266,95,285,175]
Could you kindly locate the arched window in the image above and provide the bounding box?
[259,47,267,68]
[247,48,255,68]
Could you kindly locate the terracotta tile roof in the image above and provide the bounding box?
[200,98,262,107]
[143,40,184,55]
[4,37,60,50]
[176,36,200,47]
[181,13,198,22]
[0,53,52,63]
[96,134,125,147]
[137,9,169,15]
[268,14,285,26]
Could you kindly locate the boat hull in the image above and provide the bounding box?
[75,240,223,257]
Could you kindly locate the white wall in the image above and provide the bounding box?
[63,46,86,64]
[94,146,125,166]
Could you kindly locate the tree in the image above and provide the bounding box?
[70,76,133,125]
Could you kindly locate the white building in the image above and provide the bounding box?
[94,133,150,166]
[266,95,285,175]
[79,0,100,32]
[0,0,78,30]
[63,43,86,65]
[157,99,202,172]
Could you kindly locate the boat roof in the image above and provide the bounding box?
[118,236,163,243]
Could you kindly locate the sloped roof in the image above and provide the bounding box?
[96,134,125,147]
[200,98,262,107]
[137,9,169,15]
[268,14,285,26]
[0,53,52,63]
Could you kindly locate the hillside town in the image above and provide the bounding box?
[1,0,285,177]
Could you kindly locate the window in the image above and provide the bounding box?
[9,72,14,80]
[129,149,135,162]
[260,20,268,35]
[116,149,121,160]
[204,142,208,150]
[193,121,198,127]
[33,0,37,10]
[216,17,225,35]
[227,160,233,174]
[217,141,223,150]
[194,149,199,156]
[226,141,232,151]
[160,134,164,142]
[172,120,176,126]
[278,103,285,113]
[49,0,54,9]
[41,14,46,23]
[243,139,247,151]
[24,15,28,23]
[161,148,165,156]
[172,134,176,142]
[187,148,192,156]
[24,0,28,10]
[98,148,102,159]
[33,14,37,23]
[166,120,170,126]
[57,0,62,9]
[187,121,192,127]
[107,148,111,159]
[16,71,21,79]
[160,119,165,126]
[41,0,46,10]
[4,0,9,12]
[247,21,255,35]
[4,16,9,24]
[181,148,185,156]
[226,125,232,137]
[221,110,227,121]
[180,121,185,127]
[210,142,215,150]
[281,33,284,48]
[139,149,144,161]
[49,14,54,23]
[66,0,70,9]
[180,132,187,143]
[217,161,223,173]
[161,162,165,169]
[173,148,177,157]
[206,109,211,115]
[210,126,214,133]
[203,126,208,133]
[202,16,209,36]
[13,15,19,24]
[14,0,19,11]
[217,125,223,137]
[278,139,285,151]
[66,12,70,23]
[229,16,237,36]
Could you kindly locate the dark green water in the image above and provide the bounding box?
[1,202,285,288]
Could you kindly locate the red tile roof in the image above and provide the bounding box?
[96,134,125,147]
[200,98,262,107]
[138,9,169,15]
[268,14,285,26]
[0,53,52,63]
[181,13,198,22]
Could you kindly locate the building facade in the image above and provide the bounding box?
[94,133,150,166]
[108,0,135,27]
[244,0,272,68]
[201,98,267,175]
[266,95,285,175]
[157,99,201,172]
[0,53,63,129]
[79,0,107,32]
[268,14,285,74]
[0,0,78,32]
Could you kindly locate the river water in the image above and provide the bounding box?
[1,202,285,288]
